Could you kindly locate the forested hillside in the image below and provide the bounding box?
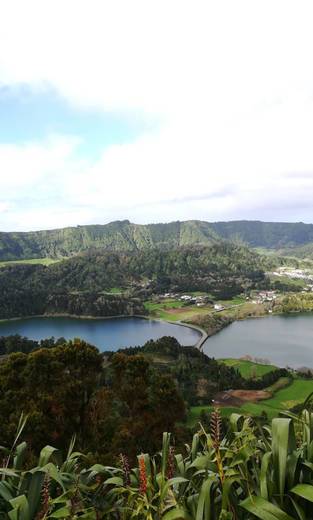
[2,219,313,261]
[0,220,219,260]
[211,220,313,250]
[0,244,269,318]
[0,336,245,460]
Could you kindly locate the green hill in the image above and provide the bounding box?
[0,220,219,260]
[2,219,313,261]
[0,244,269,319]
[210,220,313,250]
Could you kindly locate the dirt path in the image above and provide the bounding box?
[213,389,271,407]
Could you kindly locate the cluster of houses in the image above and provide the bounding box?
[161,293,212,307]
[159,289,281,310]
[251,290,277,304]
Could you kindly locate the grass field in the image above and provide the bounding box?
[269,274,306,289]
[240,379,313,419]
[263,379,313,409]
[144,299,212,322]
[216,296,246,305]
[221,359,277,379]
[187,378,313,425]
[265,376,291,393]
[0,258,61,267]
[144,295,245,323]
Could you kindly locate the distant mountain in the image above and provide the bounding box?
[210,221,313,249]
[1,219,313,261]
[0,220,219,260]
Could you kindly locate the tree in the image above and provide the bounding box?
[0,340,103,452]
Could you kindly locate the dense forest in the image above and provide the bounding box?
[0,335,247,461]
[0,334,292,465]
[0,337,184,462]
[2,219,313,260]
[0,262,144,319]
[0,244,270,319]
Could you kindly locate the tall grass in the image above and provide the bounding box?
[3,410,313,518]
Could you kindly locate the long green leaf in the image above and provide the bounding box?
[229,413,244,432]
[48,505,72,518]
[241,496,295,520]
[260,451,272,500]
[104,476,124,486]
[26,472,44,519]
[161,432,171,479]
[9,495,30,520]
[13,442,27,470]
[163,508,192,520]
[38,445,59,467]
[0,468,18,477]
[40,463,66,490]
[196,477,215,520]
[0,481,14,502]
[191,434,200,462]
[272,418,295,500]
[291,483,313,502]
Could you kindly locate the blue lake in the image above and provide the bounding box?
[0,316,201,351]
[202,313,313,369]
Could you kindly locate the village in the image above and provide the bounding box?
[158,289,279,310]
[160,292,213,307]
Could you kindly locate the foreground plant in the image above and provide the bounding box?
[4,409,313,518]
[0,415,112,519]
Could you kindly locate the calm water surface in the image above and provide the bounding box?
[0,316,201,351]
[202,313,313,368]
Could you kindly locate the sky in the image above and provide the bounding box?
[1,0,313,231]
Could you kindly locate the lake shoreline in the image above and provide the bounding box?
[189,307,313,352]
[1,309,311,354]
[0,313,205,348]
[201,311,313,369]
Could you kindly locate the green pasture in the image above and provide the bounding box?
[144,294,246,322]
[241,379,313,419]
[144,299,212,322]
[263,378,313,409]
[221,358,277,379]
[265,376,291,393]
[216,296,246,305]
[188,378,313,426]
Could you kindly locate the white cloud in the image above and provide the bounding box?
[1,0,313,229]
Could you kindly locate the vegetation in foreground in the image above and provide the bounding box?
[3,408,313,518]
[0,335,313,517]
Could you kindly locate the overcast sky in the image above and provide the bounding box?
[1,0,313,231]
